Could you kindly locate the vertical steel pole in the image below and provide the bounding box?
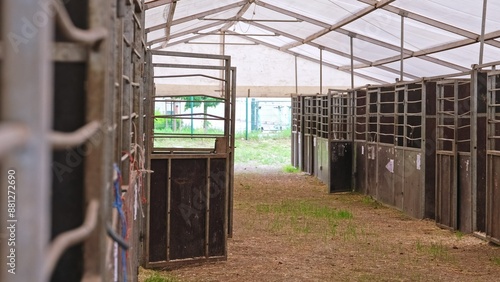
[295,55,298,94]
[400,14,405,82]
[190,96,194,135]
[350,36,354,89]
[1,1,53,282]
[479,0,488,65]
[246,90,249,140]
[320,48,323,94]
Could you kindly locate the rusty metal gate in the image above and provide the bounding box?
[435,80,471,230]
[329,90,353,193]
[486,70,500,243]
[145,51,235,269]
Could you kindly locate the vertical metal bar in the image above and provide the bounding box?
[228,67,237,238]
[122,7,133,185]
[190,96,194,136]
[295,55,298,94]
[400,14,405,82]
[453,81,459,229]
[84,0,113,279]
[471,70,478,231]
[246,90,249,140]
[1,2,53,282]
[403,86,408,147]
[420,82,427,218]
[166,158,171,261]
[479,0,488,65]
[320,48,323,94]
[205,158,210,258]
[350,36,354,89]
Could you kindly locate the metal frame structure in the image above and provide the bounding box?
[144,0,500,84]
[1,1,147,281]
[144,50,235,269]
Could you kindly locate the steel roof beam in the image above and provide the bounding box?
[160,1,177,47]
[220,0,255,32]
[145,0,176,10]
[225,31,390,84]
[340,30,500,70]
[147,20,225,45]
[146,1,246,33]
[358,0,500,48]
[279,0,395,50]
[255,1,470,72]
[245,20,419,79]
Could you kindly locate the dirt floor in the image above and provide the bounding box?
[148,166,500,281]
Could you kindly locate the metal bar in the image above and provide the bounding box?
[320,48,323,94]
[229,67,237,238]
[185,42,257,46]
[145,1,246,32]
[154,74,226,82]
[400,14,405,82]
[225,31,390,84]
[44,200,99,280]
[1,1,53,282]
[50,121,101,150]
[153,63,228,70]
[219,0,254,32]
[295,55,298,94]
[280,0,395,50]
[0,123,30,158]
[151,50,232,60]
[350,36,354,89]
[160,0,177,48]
[205,158,211,257]
[479,0,488,65]
[148,21,226,46]
[53,0,107,45]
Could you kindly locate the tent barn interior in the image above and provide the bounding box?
[1,0,500,281]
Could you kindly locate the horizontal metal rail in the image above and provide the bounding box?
[50,121,101,149]
[53,0,107,45]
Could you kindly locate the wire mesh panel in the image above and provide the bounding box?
[486,71,500,243]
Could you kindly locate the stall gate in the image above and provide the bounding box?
[352,83,429,219]
[302,96,316,175]
[486,70,500,243]
[291,96,301,168]
[354,89,368,195]
[329,90,353,193]
[435,80,471,230]
[316,95,331,186]
[145,51,235,269]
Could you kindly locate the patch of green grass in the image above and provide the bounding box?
[361,196,383,209]
[454,231,465,240]
[490,256,500,266]
[234,138,290,166]
[343,222,358,241]
[416,241,449,260]
[271,200,353,220]
[144,273,180,282]
[283,164,300,173]
[256,203,271,213]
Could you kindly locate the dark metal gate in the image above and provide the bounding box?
[435,80,470,230]
[329,90,353,193]
[486,70,500,243]
[145,51,235,268]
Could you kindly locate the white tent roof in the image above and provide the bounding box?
[144,0,500,87]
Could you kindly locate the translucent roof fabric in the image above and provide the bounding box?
[145,0,500,87]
